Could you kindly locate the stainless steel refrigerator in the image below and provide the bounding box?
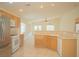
[0,12,12,56]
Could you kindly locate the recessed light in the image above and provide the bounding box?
[51,4,55,7]
[9,1,13,4]
[9,2,13,4]
[19,9,23,12]
[40,5,44,8]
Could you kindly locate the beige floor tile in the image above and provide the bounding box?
[12,39,59,57]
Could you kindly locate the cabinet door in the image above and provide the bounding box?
[35,35,51,49]
[35,35,44,48]
[43,36,51,48]
[12,36,20,53]
[50,36,57,50]
[62,39,77,57]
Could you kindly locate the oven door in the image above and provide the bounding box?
[12,35,20,53]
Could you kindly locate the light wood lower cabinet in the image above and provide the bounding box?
[35,35,57,50]
[0,44,12,57]
[50,36,57,50]
[62,39,77,57]
[35,34,77,57]
[35,35,46,48]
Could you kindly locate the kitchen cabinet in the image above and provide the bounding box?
[62,39,77,57]
[35,34,57,51]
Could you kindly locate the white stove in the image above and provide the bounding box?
[11,35,20,53]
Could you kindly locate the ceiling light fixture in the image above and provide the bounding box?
[40,5,44,8]
[51,4,55,7]
[9,0,13,4]
[19,9,23,12]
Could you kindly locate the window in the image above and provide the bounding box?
[76,24,79,32]
[20,23,26,34]
[34,26,38,31]
[47,25,55,31]
[34,25,42,31]
[34,25,55,31]
[39,25,42,31]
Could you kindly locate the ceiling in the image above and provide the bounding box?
[0,2,79,21]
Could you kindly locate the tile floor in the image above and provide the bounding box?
[12,33,59,57]
[12,40,59,57]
